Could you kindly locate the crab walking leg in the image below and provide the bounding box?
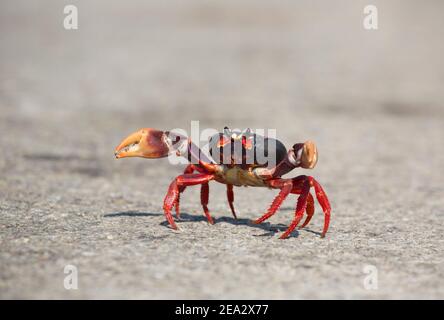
[174,165,196,218]
[312,178,331,238]
[299,192,315,229]
[174,165,216,221]
[175,191,182,218]
[163,174,214,229]
[226,184,237,219]
[279,179,311,239]
[175,164,237,221]
[252,183,293,224]
[200,183,214,224]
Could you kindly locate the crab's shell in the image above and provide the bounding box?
[208,131,287,169]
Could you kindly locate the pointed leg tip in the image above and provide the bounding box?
[279,233,289,239]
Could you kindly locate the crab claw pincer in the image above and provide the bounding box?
[114,128,171,159]
[299,140,318,169]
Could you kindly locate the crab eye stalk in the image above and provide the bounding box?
[300,140,318,169]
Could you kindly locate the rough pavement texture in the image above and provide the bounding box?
[1,0,443,299]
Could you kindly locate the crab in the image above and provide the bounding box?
[114,127,331,239]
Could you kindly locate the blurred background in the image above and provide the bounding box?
[1,0,443,299]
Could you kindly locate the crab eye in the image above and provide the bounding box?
[217,135,230,147]
[243,128,252,135]
[242,136,253,150]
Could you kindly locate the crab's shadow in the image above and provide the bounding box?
[104,210,321,238]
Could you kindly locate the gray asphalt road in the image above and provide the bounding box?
[1,0,443,299]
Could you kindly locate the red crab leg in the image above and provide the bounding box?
[174,165,196,218]
[175,166,238,221]
[312,178,331,238]
[174,164,215,220]
[175,191,181,218]
[280,179,311,239]
[256,175,331,238]
[163,173,214,229]
[226,184,237,219]
[299,192,315,229]
[200,183,214,224]
[252,183,293,224]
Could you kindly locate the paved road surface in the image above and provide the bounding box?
[1,0,443,298]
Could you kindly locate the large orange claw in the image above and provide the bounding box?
[115,128,170,159]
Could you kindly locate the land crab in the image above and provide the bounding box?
[115,127,331,239]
